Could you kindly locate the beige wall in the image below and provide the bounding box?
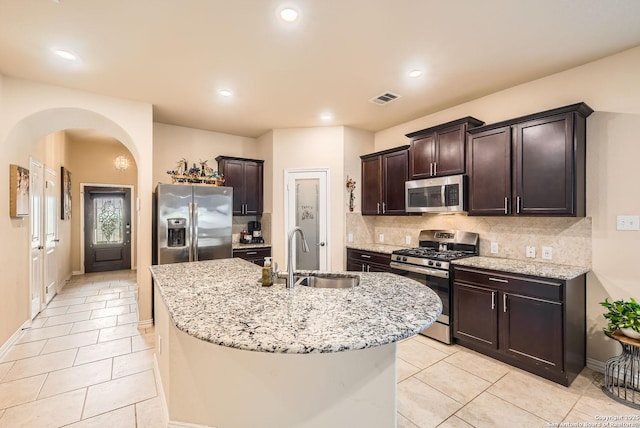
[66,134,138,273]
[270,127,346,270]
[0,76,153,345]
[152,122,257,187]
[371,46,640,364]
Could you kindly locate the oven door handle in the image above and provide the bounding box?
[390,262,449,279]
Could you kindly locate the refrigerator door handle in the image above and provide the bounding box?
[188,202,194,262]
[193,202,199,261]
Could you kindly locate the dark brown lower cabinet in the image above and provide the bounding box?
[346,248,391,272]
[453,266,585,386]
[233,247,271,266]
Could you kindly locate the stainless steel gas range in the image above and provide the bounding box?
[390,230,479,344]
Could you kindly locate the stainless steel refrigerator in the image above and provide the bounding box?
[153,183,233,265]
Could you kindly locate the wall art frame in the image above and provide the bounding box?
[61,166,72,220]
[9,164,29,218]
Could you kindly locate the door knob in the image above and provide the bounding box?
[319,242,325,247]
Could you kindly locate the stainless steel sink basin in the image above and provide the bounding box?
[294,273,360,289]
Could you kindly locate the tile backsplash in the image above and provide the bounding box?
[346,213,591,268]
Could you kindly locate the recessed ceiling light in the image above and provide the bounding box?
[320,113,333,121]
[408,69,423,78]
[52,49,77,61]
[280,8,299,22]
[219,89,233,97]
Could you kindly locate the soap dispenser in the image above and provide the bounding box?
[261,257,273,286]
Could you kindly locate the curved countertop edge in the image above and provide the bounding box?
[150,258,442,354]
[452,256,590,280]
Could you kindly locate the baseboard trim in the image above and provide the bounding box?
[168,421,213,428]
[72,270,83,276]
[138,319,154,329]
[0,320,31,361]
[587,357,606,374]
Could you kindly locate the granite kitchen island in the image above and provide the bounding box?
[150,258,441,428]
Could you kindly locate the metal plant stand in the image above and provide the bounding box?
[603,330,640,409]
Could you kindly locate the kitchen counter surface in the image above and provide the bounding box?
[452,256,590,280]
[346,243,407,254]
[150,258,441,354]
[232,243,271,249]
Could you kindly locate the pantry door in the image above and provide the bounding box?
[29,158,44,319]
[285,169,329,271]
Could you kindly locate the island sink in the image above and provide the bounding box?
[294,273,360,288]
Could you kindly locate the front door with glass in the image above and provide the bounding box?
[83,186,132,273]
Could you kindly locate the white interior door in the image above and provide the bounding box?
[30,158,44,319]
[285,169,329,271]
[44,167,58,304]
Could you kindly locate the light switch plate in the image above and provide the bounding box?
[526,246,536,258]
[490,242,499,254]
[405,236,412,245]
[378,233,384,243]
[542,246,553,260]
[347,233,354,243]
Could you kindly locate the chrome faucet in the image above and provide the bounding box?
[285,226,310,289]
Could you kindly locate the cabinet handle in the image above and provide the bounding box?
[382,202,386,214]
[516,197,521,214]
[367,265,371,272]
[491,291,496,310]
[377,203,380,214]
[430,162,434,176]
[246,251,257,255]
[360,254,372,259]
[433,162,437,176]
[489,277,508,283]
[503,294,508,313]
[362,264,365,272]
[504,197,508,214]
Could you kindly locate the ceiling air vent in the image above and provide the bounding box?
[369,91,401,105]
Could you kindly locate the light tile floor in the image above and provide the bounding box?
[0,270,165,427]
[0,270,637,427]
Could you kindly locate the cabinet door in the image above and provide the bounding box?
[361,156,382,215]
[453,282,498,349]
[382,149,408,215]
[467,127,512,216]
[514,113,574,215]
[243,161,263,215]
[434,125,466,177]
[501,293,563,371]
[409,134,436,179]
[220,159,246,215]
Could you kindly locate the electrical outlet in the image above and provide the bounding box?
[490,242,499,254]
[378,233,384,243]
[617,215,640,231]
[526,246,536,258]
[347,233,354,243]
[405,235,412,245]
[542,246,553,260]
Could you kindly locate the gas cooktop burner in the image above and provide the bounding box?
[393,248,476,261]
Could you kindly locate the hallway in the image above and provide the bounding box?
[0,270,164,427]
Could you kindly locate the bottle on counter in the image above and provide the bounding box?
[261,257,273,286]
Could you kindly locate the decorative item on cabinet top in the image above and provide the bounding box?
[166,158,225,185]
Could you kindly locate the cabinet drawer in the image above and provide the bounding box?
[454,267,562,302]
[233,247,271,265]
[346,249,391,266]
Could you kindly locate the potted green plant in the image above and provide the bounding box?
[601,297,640,339]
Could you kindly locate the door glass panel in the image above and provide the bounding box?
[295,178,319,270]
[93,196,124,245]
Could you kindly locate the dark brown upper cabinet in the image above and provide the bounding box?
[467,103,593,217]
[360,146,410,215]
[216,156,264,216]
[407,117,484,179]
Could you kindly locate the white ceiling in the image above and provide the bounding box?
[1,0,639,138]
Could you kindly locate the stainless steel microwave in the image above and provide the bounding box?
[405,175,466,213]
